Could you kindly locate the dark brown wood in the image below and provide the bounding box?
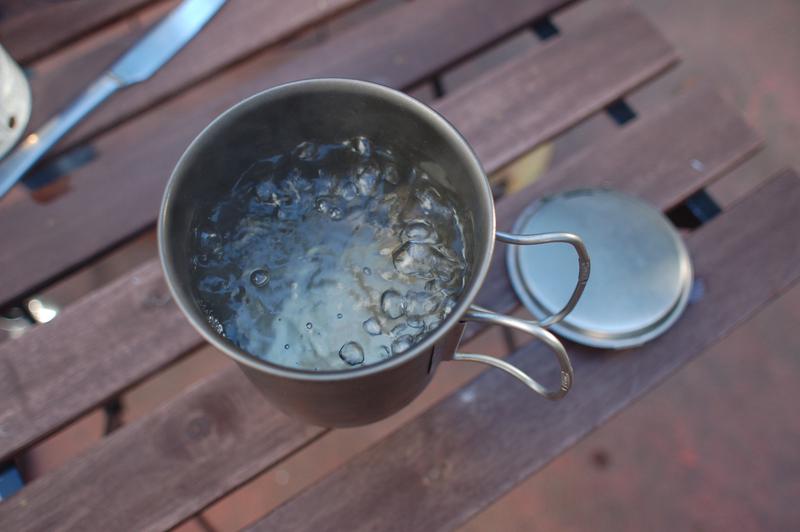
[475,87,762,312]
[0,3,666,308]
[0,5,679,461]
[0,261,199,462]
[0,0,158,63]
[0,365,327,532]
[26,0,365,147]
[249,169,800,532]
[0,87,762,531]
[434,6,675,174]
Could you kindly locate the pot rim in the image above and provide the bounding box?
[158,78,496,383]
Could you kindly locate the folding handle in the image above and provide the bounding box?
[497,230,590,327]
[454,305,573,400]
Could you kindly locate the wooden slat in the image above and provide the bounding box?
[0,366,326,532]
[0,87,761,531]
[26,0,364,148]
[476,86,761,312]
[249,169,800,531]
[435,6,675,174]
[0,0,157,63]
[0,5,677,461]
[0,261,198,460]
[0,0,575,306]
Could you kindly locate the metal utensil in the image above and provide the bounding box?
[0,0,226,198]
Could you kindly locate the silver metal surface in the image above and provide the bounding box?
[0,0,225,198]
[111,0,226,84]
[507,188,692,349]
[159,79,586,427]
[0,45,31,160]
[455,305,573,399]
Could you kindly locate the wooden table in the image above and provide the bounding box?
[0,1,797,530]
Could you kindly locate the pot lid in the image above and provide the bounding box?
[506,188,692,349]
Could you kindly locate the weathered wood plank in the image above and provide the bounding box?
[0,0,157,63]
[0,6,679,461]
[476,87,762,312]
[21,0,573,168]
[250,169,800,531]
[26,0,364,147]
[0,261,198,461]
[435,6,675,174]
[0,3,666,307]
[0,365,327,532]
[0,88,761,531]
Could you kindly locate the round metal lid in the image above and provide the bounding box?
[507,188,692,349]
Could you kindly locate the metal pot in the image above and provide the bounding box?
[159,79,589,427]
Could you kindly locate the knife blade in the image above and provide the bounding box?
[111,0,227,85]
[0,0,226,198]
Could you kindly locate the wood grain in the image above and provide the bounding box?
[475,87,762,312]
[0,6,680,461]
[250,169,800,532]
[0,261,199,462]
[0,0,157,63]
[434,6,675,174]
[0,365,326,532]
[25,0,364,148]
[0,88,762,531]
[0,3,666,307]
[21,0,573,168]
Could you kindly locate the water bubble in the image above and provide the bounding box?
[315,195,334,214]
[250,269,271,287]
[406,317,424,329]
[382,164,400,185]
[440,296,457,316]
[306,322,313,329]
[315,171,336,195]
[198,231,221,251]
[255,181,278,202]
[284,344,290,350]
[362,317,382,336]
[405,290,442,318]
[207,314,224,335]
[329,206,344,220]
[401,220,435,243]
[356,164,379,196]
[350,136,371,157]
[339,341,365,365]
[294,141,318,161]
[337,313,343,319]
[199,275,229,294]
[426,317,442,331]
[392,242,447,277]
[362,266,372,275]
[391,335,414,355]
[416,186,443,212]
[232,286,246,302]
[192,253,210,268]
[338,181,358,201]
[381,289,406,319]
[391,323,408,336]
[287,169,312,191]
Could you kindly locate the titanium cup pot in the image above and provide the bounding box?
[159,79,590,427]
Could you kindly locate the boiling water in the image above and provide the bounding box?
[191,137,468,371]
